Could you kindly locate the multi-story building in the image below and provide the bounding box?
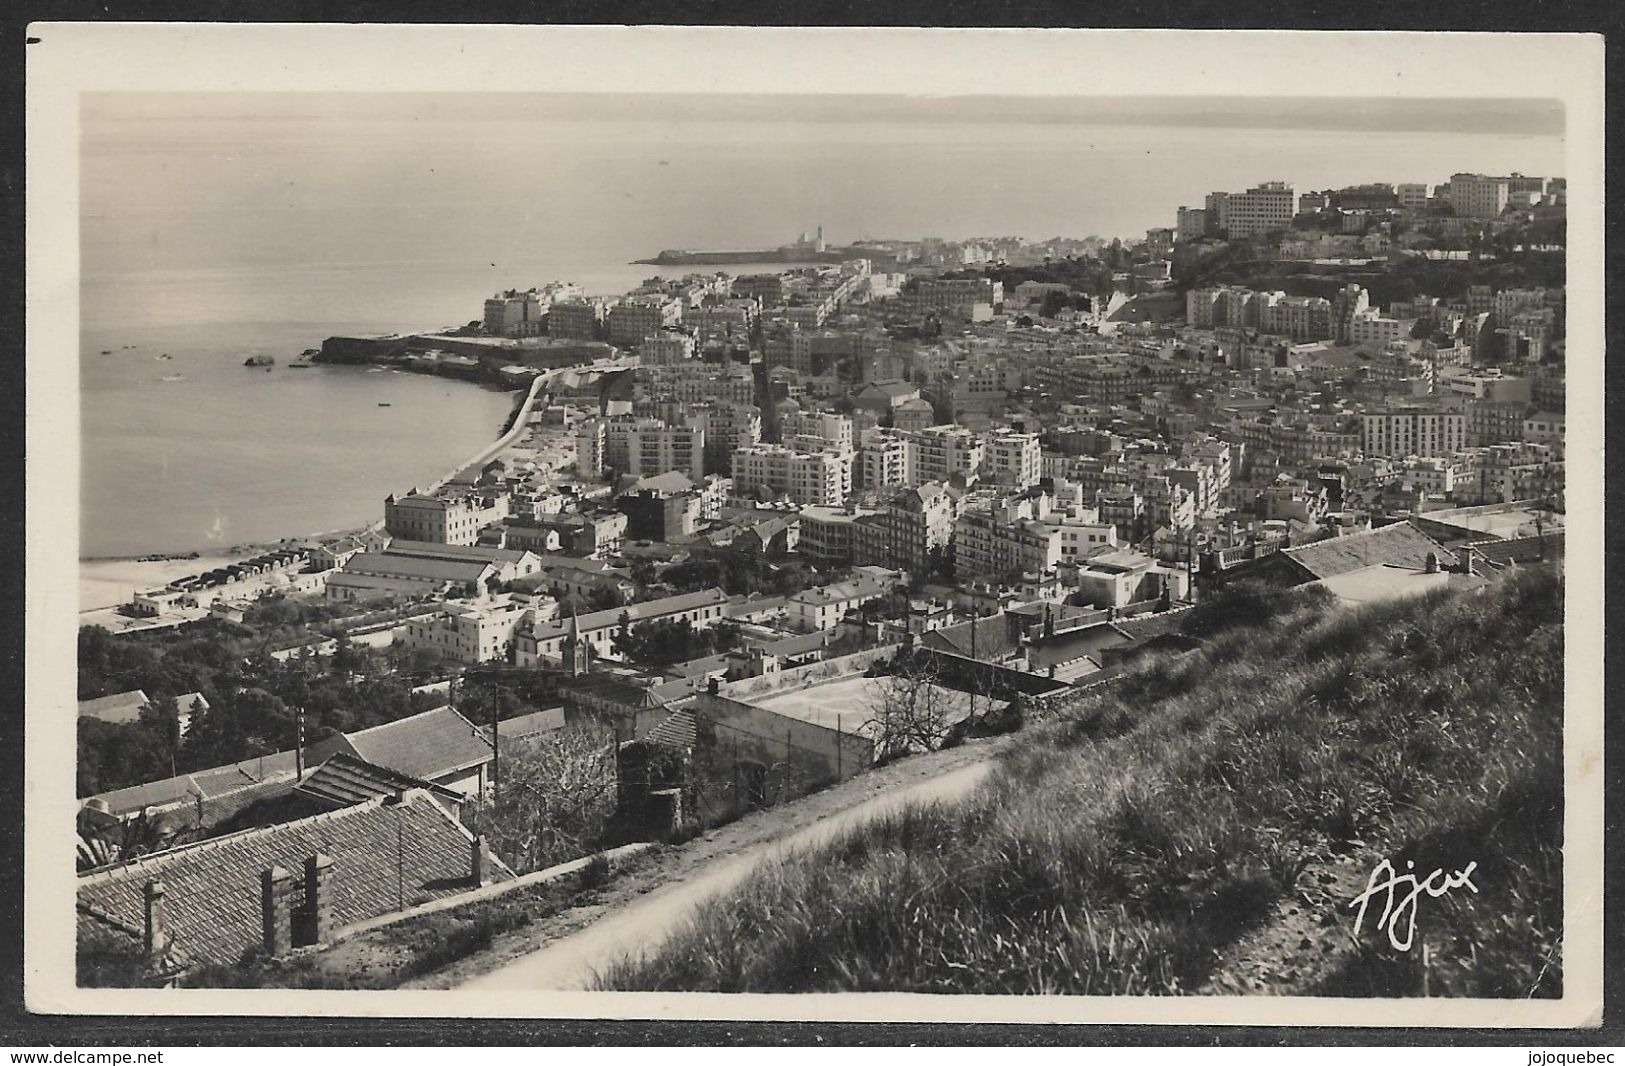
[1361,408,1467,458]
[548,298,611,340]
[1260,294,1333,342]
[1396,183,1430,209]
[600,417,706,481]
[858,429,918,490]
[1445,173,1512,219]
[782,410,855,454]
[1522,411,1566,454]
[1297,192,1330,214]
[640,330,697,364]
[398,597,541,665]
[693,402,762,477]
[1466,399,1533,447]
[1224,181,1295,238]
[908,424,986,485]
[1331,284,1370,342]
[1175,206,1208,241]
[796,505,878,567]
[1348,310,1414,347]
[606,295,682,347]
[384,492,507,546]
[985,432,1042,489]
[1204,191,1231,234]
[732,273,788,306]
[731,444,851,507]
[483,290,545,337]
[915,278,1004,312]
[953,503,1061,583]
[1045,505,1120,563]
[1438,367,1533,404]
[849,482,958,572]
[636,362,757,407]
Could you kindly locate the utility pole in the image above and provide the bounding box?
[294,706,305,781]
[490,684,502,795]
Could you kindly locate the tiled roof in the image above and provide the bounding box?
[1279,523,1455,581]
[528,587,730,641]
[79,690,150,725]
[644,709,698,749]
[1468,531,1564,568]
[337,552,494,584]
[293,753,461,810]
[337,706,493,783]
[77,790,512,969]
[493,707,567,740]
[922,614,1023,661]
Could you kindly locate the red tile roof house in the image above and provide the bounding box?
[77,789,513,983]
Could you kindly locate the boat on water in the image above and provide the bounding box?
[289,362,313,369]
[99,349,112,355]
[377,402,392,407]
[156,353,173,360]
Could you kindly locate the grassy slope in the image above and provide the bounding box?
[598,568,1563,997]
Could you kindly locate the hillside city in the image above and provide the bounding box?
[76,170,1567,989]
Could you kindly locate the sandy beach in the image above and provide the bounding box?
[78,523,377,613]
[78,554,255,613]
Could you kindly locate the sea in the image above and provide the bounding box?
[78,99,1566,559]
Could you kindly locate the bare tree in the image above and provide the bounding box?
[864,655,954,762]
[466,722,618,874]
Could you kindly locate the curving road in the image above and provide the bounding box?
[459,757,997,990]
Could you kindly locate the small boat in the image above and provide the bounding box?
[377,402,392,407]
[289,362,313,369]
[99,349,112,355]
[156,353,173,360]
[160,374,185,382]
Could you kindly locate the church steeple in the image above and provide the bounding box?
[562,608,590,677]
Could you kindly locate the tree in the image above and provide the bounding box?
[466,723,619,873]
[864,656,955,763]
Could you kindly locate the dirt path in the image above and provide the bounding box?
[418,737,1010,991]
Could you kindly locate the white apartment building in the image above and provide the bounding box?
[483,290,544,337]
[953,504,1061,582]
[1224,181,1295,238]
[1438,367,1533,404]
[398,597,548,665]
[606,295,682,346]
[731,444,852,506]
[1361,409,1467,458]
[908,425,985,484]
[858,430,918,490]
[640,330,697,364]
[986,432,1043,489]
[1348,311,1414,347]
[1445,173,1511,219]
[782,410,855,453]
[1396,183,1430,209]
[1048,508,1120,562]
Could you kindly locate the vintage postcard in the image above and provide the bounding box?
[23,25,1605,1027]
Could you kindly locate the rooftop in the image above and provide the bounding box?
[77,789,512,969]
[78,690,150,726]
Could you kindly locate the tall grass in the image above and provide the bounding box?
[597,568,1563,996]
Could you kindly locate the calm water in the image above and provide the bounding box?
[80,97,1565,556]
[79,321,520,557]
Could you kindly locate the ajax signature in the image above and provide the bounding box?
[1348,857,1479,951]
